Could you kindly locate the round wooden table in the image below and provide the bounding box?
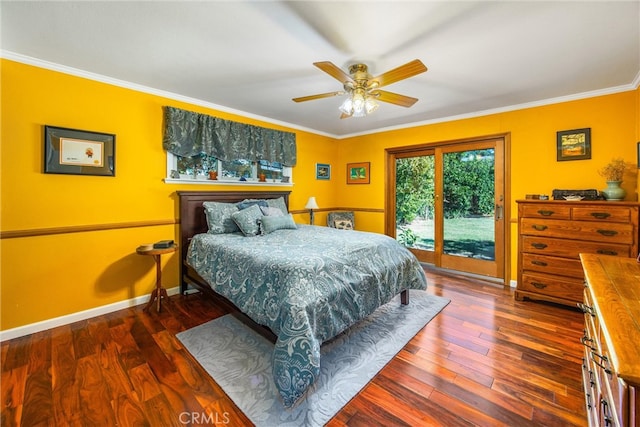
[136,244,177,313]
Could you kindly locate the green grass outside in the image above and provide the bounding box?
[398,216,495,260]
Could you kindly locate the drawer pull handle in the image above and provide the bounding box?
[531,281,547,289]
[596,229,618,237]
[596,249,618,256]
[577,303,596,316]
[591,351,612,374]
[532,224,548,231]
[580,335,596,351]
[531,260,547,266]
[531,243,547,249]
[537,210,555,216]
[590,212,611,219]
[600,398,613,426]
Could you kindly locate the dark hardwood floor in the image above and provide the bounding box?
[1,266,587,426]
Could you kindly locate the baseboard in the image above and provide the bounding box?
[0,286,181,342]
[510,279,517,288]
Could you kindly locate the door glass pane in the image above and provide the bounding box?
[442,149,495,260]
[395,155,435,250]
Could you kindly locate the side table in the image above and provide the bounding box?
[136,244,177,313]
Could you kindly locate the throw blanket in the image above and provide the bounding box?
[187,225,427,408]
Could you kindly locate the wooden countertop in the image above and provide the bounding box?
[580,253,640,385]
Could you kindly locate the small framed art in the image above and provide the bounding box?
[44,125,115,176]
[556,128,591,161]
[316,163,330,180]
[346,162,370,184]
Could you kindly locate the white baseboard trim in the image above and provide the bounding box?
[509,279,517,288]
[0,286,181,342]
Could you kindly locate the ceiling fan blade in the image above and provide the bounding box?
[371,59,427,88]
[314,61,355,84]
[374,90,419,107]
[292,91,343,102]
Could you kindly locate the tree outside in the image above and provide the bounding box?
[396,150,495,259]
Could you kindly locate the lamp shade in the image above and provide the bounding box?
[304,196,319,210]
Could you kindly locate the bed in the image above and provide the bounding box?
[177,190,427,408]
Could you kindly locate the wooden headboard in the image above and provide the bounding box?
[177,190,291,293]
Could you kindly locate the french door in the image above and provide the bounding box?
[386,136,507,279]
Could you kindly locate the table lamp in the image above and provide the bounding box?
[305,196,319,225]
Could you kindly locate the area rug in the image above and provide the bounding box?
[176,290,449,427]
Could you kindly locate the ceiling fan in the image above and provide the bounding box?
[292,59,428,118]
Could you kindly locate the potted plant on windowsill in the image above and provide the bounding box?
[598,157,626,201]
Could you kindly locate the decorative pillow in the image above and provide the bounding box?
[267,197,288,214]
[203,202,240,234]
[236,199,268,210]
[231,204,263,236]
[261,214,297,235]
[334,219,354,230]
[260,206,284,217]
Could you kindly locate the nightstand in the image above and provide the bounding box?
[136,244,177,313]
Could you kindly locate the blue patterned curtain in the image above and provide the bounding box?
[162,106,297,166]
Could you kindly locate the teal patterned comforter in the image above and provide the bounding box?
[187,225,427,408]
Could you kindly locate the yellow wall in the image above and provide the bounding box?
[336,90,638,280]
[637,86,640,193]
[0,59,337,330]
[1,58,638,331]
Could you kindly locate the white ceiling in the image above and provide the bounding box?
[2,1,639,138]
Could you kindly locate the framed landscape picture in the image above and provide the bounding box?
[556,128,591,161]
[346,162,370,184]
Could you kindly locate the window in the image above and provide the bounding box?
[176,153,218,177]
[257,160,283,181]
[221,159,252,179]
[166,153,292,185]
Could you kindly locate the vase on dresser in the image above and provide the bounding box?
[601,180,626,201]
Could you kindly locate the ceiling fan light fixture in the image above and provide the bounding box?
[295,59,427,118]
[339,97,353,115]
[339,89,378,118]
[364,97,379,114]
[352,91,366,116]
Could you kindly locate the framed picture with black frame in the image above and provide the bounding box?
[44,125,115,176]
[556,128,591,161]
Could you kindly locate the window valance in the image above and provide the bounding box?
[162,106,297,166]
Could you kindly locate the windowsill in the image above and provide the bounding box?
[164,177,294,187]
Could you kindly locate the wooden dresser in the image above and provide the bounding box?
[516,200,639,306]
[579,254,640,427]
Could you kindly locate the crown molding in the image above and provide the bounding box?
[0,50,335,138]
[3,50,638,141]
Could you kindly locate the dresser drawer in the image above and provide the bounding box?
[520,204,571,219]
[520,272,584,301]
[572,206,634,223]
[521,218,634,244]
[521,253,583,278]
[582,289,601,352]
[580,255,640,427]
[517,201,639,312]
[521,235,631,258]
[582,351,600,427]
